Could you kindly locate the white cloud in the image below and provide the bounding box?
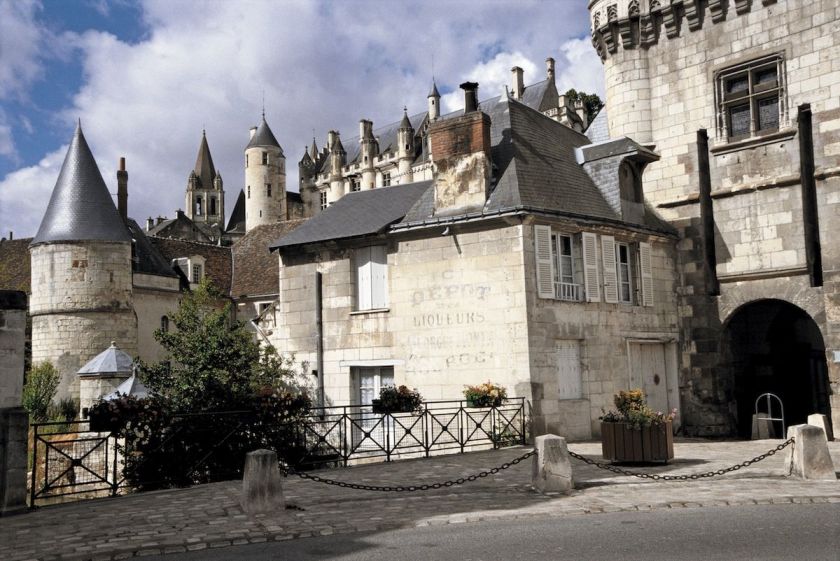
[441,52,540,114]
[0,110,15,158]
[0,0,46,100]
[555,37,606,98]
[0,145,66,238]
[1,0,603,238]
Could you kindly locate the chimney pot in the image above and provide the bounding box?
[8,231,12,241]
[119,157,126,172]
[249,126,257,140]
[146,217,154,230]
[510,66,524,100]
[545,57,555,81]
[460,81,479,114]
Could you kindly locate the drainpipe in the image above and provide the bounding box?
[315,271,325,408]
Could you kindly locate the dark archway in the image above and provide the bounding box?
[722,299,832,438]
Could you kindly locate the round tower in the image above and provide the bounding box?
[397,108,415,184]
[29,124,137,400]
[359,119,378,190]
[244,114,285,231]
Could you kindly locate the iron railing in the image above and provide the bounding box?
[28,398,526,506]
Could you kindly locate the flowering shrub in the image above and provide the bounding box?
[600,389,676,429]
[463,381,507,407]
[374,385,423,413]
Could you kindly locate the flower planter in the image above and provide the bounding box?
[370,399,414,414]
[600,421,674,464]
[465,397,504,408]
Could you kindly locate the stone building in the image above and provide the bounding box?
[589,0,839,435]
[268,84,680,439]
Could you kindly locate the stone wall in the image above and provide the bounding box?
[133,273,181,363]
[0,291,26,409]
[0,290,27,515]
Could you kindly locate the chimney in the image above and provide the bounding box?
[510,66,524,100]
[461,81,479,114]
[117,157,128,220]
[546,57,555,82]
[146,217,154,231]
[575,99,589,129]
[249,126,257,140]
[156,216,165,225]
[8,231,12,241]
[428,82,492,215]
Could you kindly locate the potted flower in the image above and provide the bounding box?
[371,385,423,414]
[600,389,676,464]
[463,381,507,408]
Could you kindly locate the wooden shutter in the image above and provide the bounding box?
[601,235,618,303]
[639,242,654,307]
[534,225,556,299]
[370,245,388,309]
[557,340,582,399]
[582,232,600,302]
[355,247,372,310]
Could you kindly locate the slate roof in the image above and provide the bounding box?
[105,374,149,400]
[0,238,32,293]
[77,342,134,376]
[245,116,283,153]
[126,220,178,278]
[577,136,658,163]
[149,238,232,294]
[192,131,218,188]
[32,124,132,246]
[270,181,432,250]
[226,190,246,234]
[585,108,609,143]
[231,220,305,297]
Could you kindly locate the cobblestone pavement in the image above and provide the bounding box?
[2,439,838,561]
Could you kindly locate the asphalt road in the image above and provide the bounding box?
[144,503,840,561]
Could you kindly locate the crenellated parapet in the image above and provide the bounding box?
[589,0,779,60]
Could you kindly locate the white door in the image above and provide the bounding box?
[355,367,394,451]
[628,343,669,414]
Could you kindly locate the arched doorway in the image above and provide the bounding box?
[722,299,832,438]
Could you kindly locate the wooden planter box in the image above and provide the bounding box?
[601,421,674,464]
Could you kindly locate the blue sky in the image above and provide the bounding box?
[0,0,603,238]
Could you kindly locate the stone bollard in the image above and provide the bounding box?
[806,414,834,441]
[241,449,284,514]
[785,424,837,480]
[532,434,573,494]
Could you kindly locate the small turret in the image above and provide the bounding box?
[397,108,415,183]
[327,130,346,204]
[428,80,441,121]
[359,120,378,190]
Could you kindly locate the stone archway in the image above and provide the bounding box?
[721,299,832,438]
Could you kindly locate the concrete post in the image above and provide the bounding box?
[806,414,834,441]
[785,424,837,480]
[532,434,573,494]
[0,290,29,516]
[751,413,776,439]
[241,449,284,514]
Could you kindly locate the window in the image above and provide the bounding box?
[534,225,583,302]
[616,243,632,303]
[262,151,268,165]
[247,185,250,199]
[210,197,217,216]
[195,197,203,216]
[246,154,248,168]
[716,54,785,141]
[320,190,328,210]
[160,316,169,333]
[351,178,361,192]
[355,245,388,310]
[383,172,392,186]
[266,184,272,197]
[192,263,203,284]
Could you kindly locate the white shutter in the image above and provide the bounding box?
[601,235,618,303]
[534,225,556,299]
[370,245,388,309]
[355,247,372,310]
[582,233,600,302]
[639,242,654,307]
[557,340,582,399]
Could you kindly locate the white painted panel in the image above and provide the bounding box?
[534,225,555,299]
[601,235,618,303]
[639,242,654,307]
[370,245,388,309]
[557,340,582,400]
[582,232,600,302]
[355,246,372,310]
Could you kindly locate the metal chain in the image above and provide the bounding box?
[567,437,795,481]
[281,449,536,492]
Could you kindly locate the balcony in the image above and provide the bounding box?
[554,282,584,302]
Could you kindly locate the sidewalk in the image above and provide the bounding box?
[2,439,838,561]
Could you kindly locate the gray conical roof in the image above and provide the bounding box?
[245,115,283,154]
[104,373,149,400]
[193,131,217,188]
[428,80,440,98]
[31,124,131,246]
[77,341,134,377]
[399,108,412,130]
[309,137,319,159]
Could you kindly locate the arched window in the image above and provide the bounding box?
[210,197,217,216]
[160,316,169,333]
[196,197,203,215]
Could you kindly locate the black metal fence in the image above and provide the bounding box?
[28,398,527,507]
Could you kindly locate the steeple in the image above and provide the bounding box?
[193,130,217,189]
[309,137,319,160]
[31,123,130,246]
[245,115,283,153]
[399,107,412,130]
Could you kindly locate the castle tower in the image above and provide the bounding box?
[428,80,440,121]
[185,131,225,225]
[397,108,415,183]
[244,114,285,231]
[29,123,137,400]
[359,120,378,190]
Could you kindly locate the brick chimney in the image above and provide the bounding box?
[117,157,128,220]
[429,82,492,215]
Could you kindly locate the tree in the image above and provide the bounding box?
[22,361,59,423]
[140,278,301,412]
[564,88,604,124]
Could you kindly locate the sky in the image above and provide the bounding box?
[0,0,604,239]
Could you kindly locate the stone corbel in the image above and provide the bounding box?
[599,24,617,54]
[640,14,657,47]
[684,0,702,31]
[761,0,777,5]
[661,4,681,39]
[591,32,607,61]
[708,0,727,22]
[618,19,635,49]
[733,0,751,15]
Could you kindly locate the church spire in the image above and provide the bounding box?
[193,130,217,189]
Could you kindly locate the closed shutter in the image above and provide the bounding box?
[557,340,582,399]
[639,242,654,307]
[370,245,388,309]
[582,233,600,302]
[601,235,618,303]
[355,247,372,310]
[534,225,556,299]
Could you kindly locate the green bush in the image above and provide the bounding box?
[22,362,59,423]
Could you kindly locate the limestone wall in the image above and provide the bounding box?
[245,147,285,230]
[0,291,26,409]
[133,276,181,364]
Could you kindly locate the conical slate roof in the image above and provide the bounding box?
[193,130,217,188]
[428,80,440,98]
[245,115,283,154]
[104,373,149,400]
[31,124,131,246]
[399,108,412,130]
[309,137,319,159]
[77,341,134,377]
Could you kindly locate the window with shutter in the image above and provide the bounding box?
[582,233,600,302]
[534,225,555,299]
[557,340,582,400]
[639,242,654,307]
[616,243,632,304]
[601,235,618,303]
[355,245,388,310]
